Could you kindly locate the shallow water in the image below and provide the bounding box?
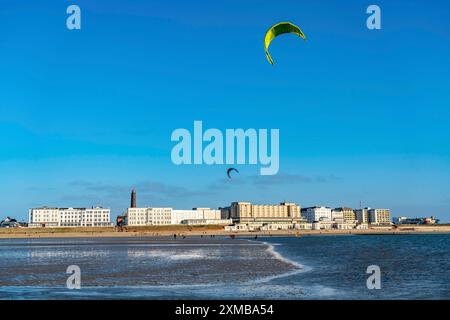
[0,234,449,299]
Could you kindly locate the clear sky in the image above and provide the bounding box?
[1,0,449,222]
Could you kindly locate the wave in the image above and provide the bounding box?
[243,240,312,285]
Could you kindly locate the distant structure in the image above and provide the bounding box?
[131,189,137,208]
[0,217,20,228]
[393,216,439,225]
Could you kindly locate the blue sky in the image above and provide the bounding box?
[1,0,449,221]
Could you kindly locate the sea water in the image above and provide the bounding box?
[0,234,448,299]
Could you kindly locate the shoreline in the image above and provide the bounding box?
[1,225,449,239]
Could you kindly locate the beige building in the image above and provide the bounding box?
[369,209,391,225]
[227,202,301,223]
[333,207,356,222]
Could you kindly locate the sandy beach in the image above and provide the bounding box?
[0,224,449,239]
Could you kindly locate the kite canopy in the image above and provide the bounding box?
[264,22,306,65]
[227,167,239,178]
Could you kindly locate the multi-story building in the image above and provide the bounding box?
[355,207,371,224]
[29,207,111,227]
[333,207,356,222]
[301,206,332,223]
[29,207,60,227]
[127,207,150,226]
[81,207,111,227]
[331,209,344,222]
[195,208,222,220]
[227,202,301,224]
[127,207,173,226]
[149,207,173,225]
[172,208,222,224]
[219,207,231,219]
[369,208,391,225]
[127,207,230,226]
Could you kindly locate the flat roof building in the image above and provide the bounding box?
[369,208,391,225]
[301,206,332,223]
[226,201,301,224]
[29,207,111,227]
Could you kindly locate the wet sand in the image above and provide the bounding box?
[0,237,300,290]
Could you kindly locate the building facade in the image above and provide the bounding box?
[368,209,391,225]
[127,207,173,226]
[127,207,230,226]
[355,207,370,224]
[331,209,344,222]
[172,208,222,224]
[301,206,332,223]
[227,202,301,224]
[29,207,111,227]
[127,207,148,226]
[332,207,356,222]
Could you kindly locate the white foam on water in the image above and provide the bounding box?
[27,250,109,259]
[264,241,304,269]
[127,249,207,260]
[242,240,312,285]
[169,250,205,260]
[306,285,339,298]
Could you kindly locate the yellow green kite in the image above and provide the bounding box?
[264,22,307,65]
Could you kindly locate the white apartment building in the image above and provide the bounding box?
[28,207,59,227]
[301,206,332,223]
[127,207,173,226]
[127,207,230,226]
[195,208,222,220]
[171,209,203,224]
[369,208,391,225]
[81,207,111,227]
[331,209,344,222]
[150,207,173,225]
[29,207,111,227]
[172,208,222,224]
[127,207,148,226]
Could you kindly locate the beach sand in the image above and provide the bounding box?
[0,225,449,239]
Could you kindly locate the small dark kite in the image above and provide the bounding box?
[227,167,239,178]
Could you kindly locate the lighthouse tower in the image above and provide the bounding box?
[131,189,137,208]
